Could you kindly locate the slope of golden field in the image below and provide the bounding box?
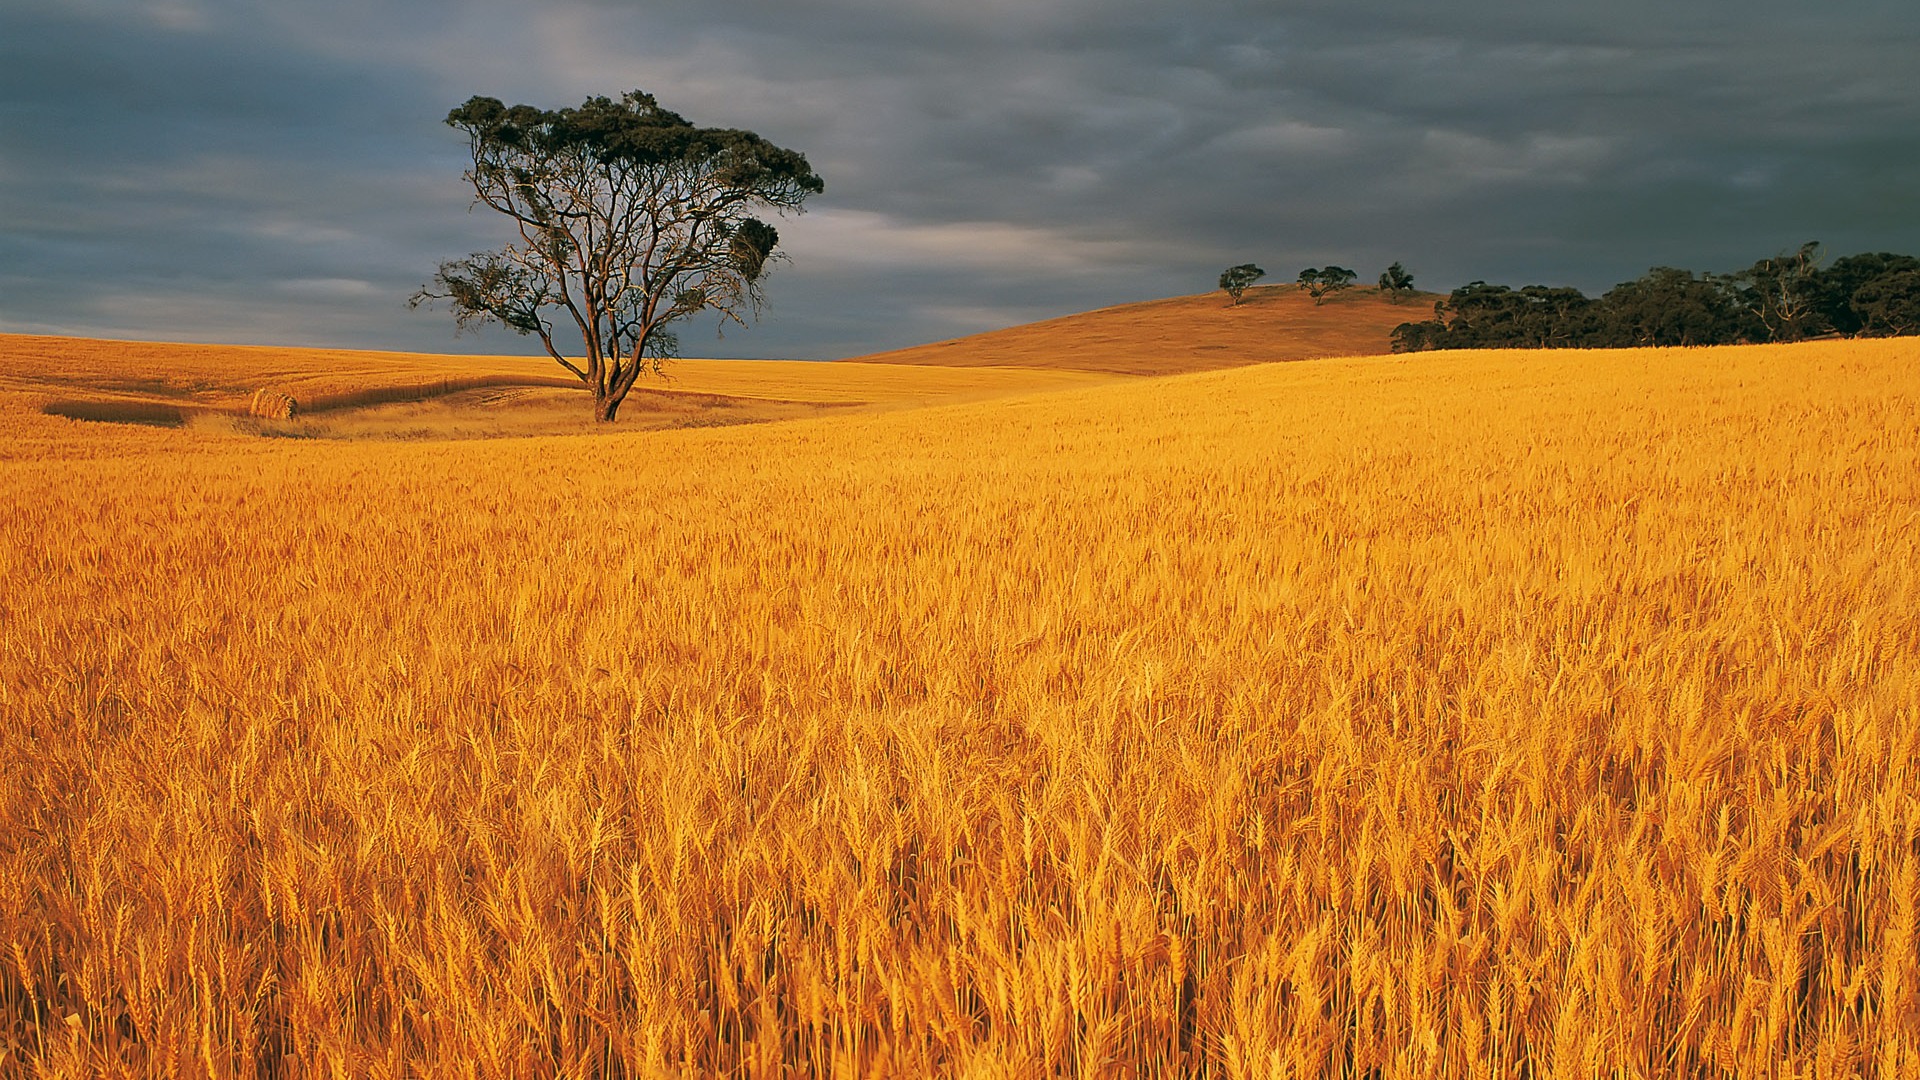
[2,338,1918,1075]
[845,284,1433,374]
[0,333,1117,446]
[0,334,575,424]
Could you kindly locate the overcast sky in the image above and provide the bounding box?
[3,0,1917,359]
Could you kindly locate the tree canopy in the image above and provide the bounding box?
[1296,266,1357,304]
[1218,264,1265,305]
[1730,241,1826,343]
[1850,268,1920,337]
[413,90,823,421]
[1378,262,1415,303]
[1817,252,1920,336]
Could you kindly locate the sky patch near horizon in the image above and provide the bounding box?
[3,0,1917,358]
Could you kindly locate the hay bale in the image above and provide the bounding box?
[249,389,297,419]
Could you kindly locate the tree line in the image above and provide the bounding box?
[1218,262,1419,306]
[1390,243,1920,352]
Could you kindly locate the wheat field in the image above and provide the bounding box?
[1,338,1917,1077]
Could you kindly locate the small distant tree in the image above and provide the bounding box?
[1297,266,1357,304]
[413,90,824,422]
[1378,262,1415,302]
[1219,264,1266,305]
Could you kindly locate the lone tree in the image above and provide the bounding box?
[1378,262,1415,302]
[1218,264,1266,305]
[1297,265,1357,304]
[413,91,823,421]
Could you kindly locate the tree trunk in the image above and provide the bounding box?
[594,391,622,423]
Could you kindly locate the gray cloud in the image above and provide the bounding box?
[3,0,1917,358]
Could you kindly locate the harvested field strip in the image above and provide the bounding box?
[300,374,583,413]
[39,399,190,427]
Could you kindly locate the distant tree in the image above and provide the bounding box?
[1851,269,1920,337]
[1297,266,1358,304]
[1595,267,1751,347]
[1730,241,1830,343]
[1390,315,1439,353]
[1378,262,1415,303]
[412,90,824,421]
[1815,252,1920,336]
[1514,285,1599,347]
[1445,283,1594,347]
[1422,282,1517,347]
[1218,264,1266,305]
[1390,281,1598,350]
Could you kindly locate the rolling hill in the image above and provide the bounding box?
[2,283,1428,439]
[844,283,1433,375]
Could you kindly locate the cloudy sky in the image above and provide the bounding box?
[3,0,1917,359]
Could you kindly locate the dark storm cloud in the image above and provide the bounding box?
[0,0,478,347]
[3,0,1917,357]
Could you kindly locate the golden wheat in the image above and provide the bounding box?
[0,339,1916,1077]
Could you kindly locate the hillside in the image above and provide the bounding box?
[845,283,1432,375]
